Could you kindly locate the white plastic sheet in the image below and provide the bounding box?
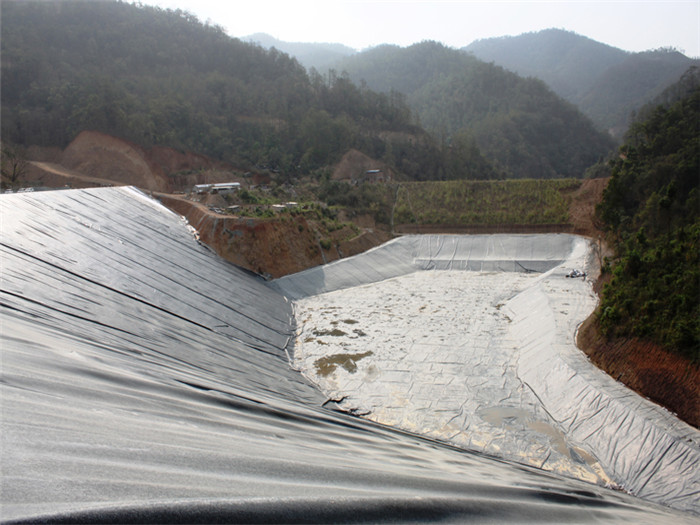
[284,234,700,515]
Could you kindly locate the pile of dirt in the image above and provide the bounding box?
[33,131,244,193]
[147,145,211,175]
[61,131,169,192]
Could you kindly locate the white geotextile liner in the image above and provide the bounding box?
[288,235,700,515]
[272,233,576,299]
[507,277,700,512]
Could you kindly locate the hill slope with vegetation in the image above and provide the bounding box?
[0,1,444,181]
[596,77,699,361]
[464,29,698,138]
[576,71,700,426]
[336,41,616,178]
[1,3,622,183]
[579,68,700,427]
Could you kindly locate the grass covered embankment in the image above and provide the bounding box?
[391,178,578,230]
[318,177,590,234]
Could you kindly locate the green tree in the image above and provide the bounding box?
[0,143,28,188]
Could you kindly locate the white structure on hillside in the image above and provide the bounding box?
[193,182,241,195]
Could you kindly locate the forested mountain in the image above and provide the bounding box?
[464,29,698,138]
[336,41,616,178]
[596,74,699,360]
[633,65,700,122]
[0,1,445,181]
[1,2,621,182]
[245,33,356,72]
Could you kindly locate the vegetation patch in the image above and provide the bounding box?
[393,179,577,225]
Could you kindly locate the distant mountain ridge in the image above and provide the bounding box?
[334,41,616,178]
[244,33,356,71]
[465,29,628,101]
[464,29,698,137]
[254,29,697,139]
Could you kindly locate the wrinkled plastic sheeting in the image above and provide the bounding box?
[271,233,578,299]
[280,233,700,516]
[0,187,695,524]
[508,279,700,513]
[291,271,614,485]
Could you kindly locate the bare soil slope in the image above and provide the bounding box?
[61,131,170,192]
[157,193,390,278]
[51,131,243,193]
[567,177,609,237]
[578,316,700,427]
[332,149,393,182]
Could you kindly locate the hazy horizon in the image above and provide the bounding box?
[140,0,700,58]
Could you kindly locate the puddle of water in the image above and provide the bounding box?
[478,406,613,485]
[478,407,531,429]
[479,406,575,459]
[315,351,373,376]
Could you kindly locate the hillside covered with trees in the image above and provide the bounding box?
[335,41,616,179]
[465,29,698,138]
[2,2,616,183]
[1,1,444,181]
[596,70,699,361]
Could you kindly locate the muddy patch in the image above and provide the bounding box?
[313,328,348,337]
[315,351,373,376]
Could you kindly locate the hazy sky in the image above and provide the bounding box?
[141,1,700,58]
